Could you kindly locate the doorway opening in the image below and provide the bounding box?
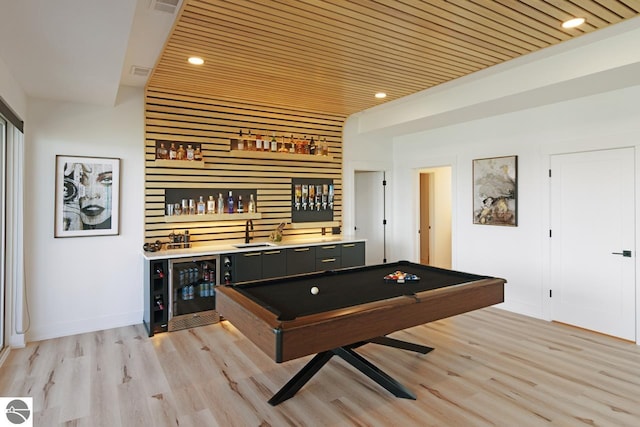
[418,167,452,269]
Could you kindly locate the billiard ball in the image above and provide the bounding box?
[311,286,319,295]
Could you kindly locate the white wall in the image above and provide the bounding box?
[391,86,640,320]
[343,17,640,341]
[24,86,145,341]
[0,55,27,119]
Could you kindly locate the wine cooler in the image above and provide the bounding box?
[168,255,220,331]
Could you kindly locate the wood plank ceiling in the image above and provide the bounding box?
[149,0,640,116]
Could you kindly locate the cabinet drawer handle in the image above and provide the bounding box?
[321,245,336,249]
[243,252,261,257]
[264,250,281,255]
[342,244,355,248]
[321,258,336,263]
[294,248,310,252]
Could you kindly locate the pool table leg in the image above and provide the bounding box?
[268,351,334,406]
[368,336,434,354]
[334,347,416,400]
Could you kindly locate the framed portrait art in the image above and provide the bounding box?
[55,155,120,237]
[473,155,517,226]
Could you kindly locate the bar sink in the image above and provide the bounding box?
[233,242,276,248]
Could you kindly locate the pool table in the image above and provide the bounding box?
[215,260,505,405]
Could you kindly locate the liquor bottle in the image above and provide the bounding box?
[255,131,263,152]
[194,146,202,161]
[237,195,244,213]
[186,144,195,160]
[169,143,177,160]
[188,199,196,215]
[177,144,186,160]
[270,133,278,152]
[309,136,316,155]
[308,185,315,210]
[302,185,308,210]
[157,142,168,159]
[246,130,255,151]
[237,129,245,151]
[316,185,322,211]
[303,136,310,155]
[155,296,164,310]
[155,266,164,278]
[248,194,256,213]
[315,136,323,156]
[197,196,206,215]
[289,135,296,153]
[217,193,224,213]
[207,195,215,214]
[227,191,234,213]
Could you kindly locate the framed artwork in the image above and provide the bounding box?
[473,155,517,226]
[55,155,120,237]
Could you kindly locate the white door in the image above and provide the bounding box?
[355,171,385,265]
[550,148,635,341]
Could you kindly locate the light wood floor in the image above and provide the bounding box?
[1,308,639,426]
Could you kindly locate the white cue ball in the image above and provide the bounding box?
[311,286,319,295]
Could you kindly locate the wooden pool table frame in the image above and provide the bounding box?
[216,269,504,405]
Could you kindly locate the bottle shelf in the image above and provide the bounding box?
[290,221,341,229]
[164,212,262,223]
[154,159,206,168]
[228,149,335,162]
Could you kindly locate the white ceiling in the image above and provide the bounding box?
[0,0,179,106]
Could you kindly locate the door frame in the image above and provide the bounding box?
[541,141,639,344]
[416,167,452,269]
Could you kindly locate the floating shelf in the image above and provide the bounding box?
[165,213,262,223]
[228,149,334,162]
[290,221,340,229]
[154,159,205,168]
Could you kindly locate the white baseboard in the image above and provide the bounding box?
[26,310,144,342]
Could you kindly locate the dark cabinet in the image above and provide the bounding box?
[262,249,287,279]
[316,244,341,270]
[233,251,263,282]
[341,242,366,268]
[286,246,316,275]
[144,259,169,336]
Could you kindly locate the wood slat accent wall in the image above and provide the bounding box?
[144,88,345,246]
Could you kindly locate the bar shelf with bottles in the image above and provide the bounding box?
[153,140,206,168]
[143,259,169,336]
[164,188,262,223]
[229,130,334,161]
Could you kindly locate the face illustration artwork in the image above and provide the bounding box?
[78,163,113,227]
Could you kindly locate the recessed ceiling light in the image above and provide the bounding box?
[375,92,387,99]
[562,17,585,29]
[188,56,204,65]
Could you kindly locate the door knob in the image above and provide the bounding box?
[611,250,632,257]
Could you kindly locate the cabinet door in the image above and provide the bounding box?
[262,249,287,279]
[316,256,341,271]
[234,252,262,282]
[286,246,316,275]
[341,242,366,268]
[316,244,340,258]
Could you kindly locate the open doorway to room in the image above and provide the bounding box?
[419,167,452,269]
[354,170,386,265]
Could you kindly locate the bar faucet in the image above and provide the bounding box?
[244,219,254,244]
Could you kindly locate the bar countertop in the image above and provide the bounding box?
[142,236,366,260]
